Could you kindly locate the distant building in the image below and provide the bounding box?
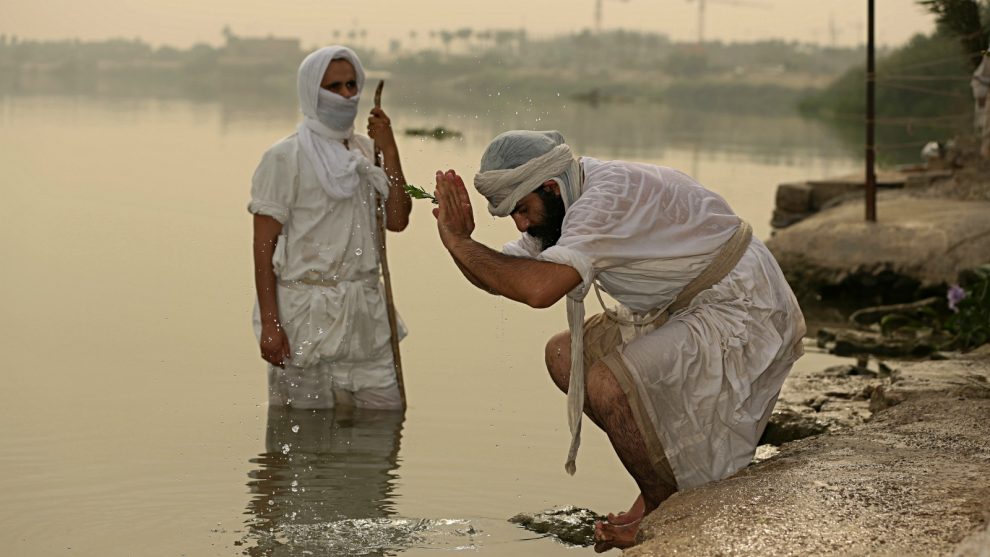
[218,28,301,70]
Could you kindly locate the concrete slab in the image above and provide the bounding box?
[767,192,990,286]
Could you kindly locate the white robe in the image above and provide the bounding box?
[249,133,402,391]
[505,158,806,489]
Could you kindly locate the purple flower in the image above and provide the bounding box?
[947,284,967,313]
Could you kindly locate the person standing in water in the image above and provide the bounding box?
[249,46,412,410]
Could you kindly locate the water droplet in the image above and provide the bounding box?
[355,248,363,256]
[291,425,300,433]
[281,444,291,454]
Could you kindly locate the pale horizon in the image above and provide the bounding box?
[2,0,935,50]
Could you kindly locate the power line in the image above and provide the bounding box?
[878,74,974,82]
[820,112,971,126]
[880,81,970,98]
[884,48,987,73]
[875,113,971,123]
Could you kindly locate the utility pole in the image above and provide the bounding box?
[697,0,707,44]
[865,0,877,222]
[595,0,603,33]
[828,13,838,48]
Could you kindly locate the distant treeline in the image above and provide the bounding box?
[799,31,980,162]
[0,29,869,114]
[799,0,989,161]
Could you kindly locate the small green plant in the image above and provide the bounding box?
[945,266,990,350]
[403,183,438,204]
[870,266,990,352]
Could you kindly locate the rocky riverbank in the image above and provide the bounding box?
[628,345,990,556]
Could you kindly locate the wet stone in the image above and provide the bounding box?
[509,506,604,546]
[759,408,830,446]
[820,364,878,378]
[817,327,937,358]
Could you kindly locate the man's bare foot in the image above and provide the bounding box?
[606,493,645,526]
[593,518,641,552]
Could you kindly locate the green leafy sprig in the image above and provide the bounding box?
[403,183,438,204]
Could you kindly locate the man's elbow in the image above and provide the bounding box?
[524,289,563,309]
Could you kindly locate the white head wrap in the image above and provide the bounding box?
[296,45,388,200]
[474,130,582,216]
[474,130,589,475]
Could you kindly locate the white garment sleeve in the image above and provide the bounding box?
[534,160,742,307]
[537,245,595,299]
[248,143,295,224]
[502,233,543,258]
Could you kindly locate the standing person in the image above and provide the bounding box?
[431,130,805,550]
[249,46,412,411]
[972,45,990,156]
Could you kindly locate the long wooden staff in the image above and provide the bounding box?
[372,80,407,409]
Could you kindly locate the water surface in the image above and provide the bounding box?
[0,93,856,555]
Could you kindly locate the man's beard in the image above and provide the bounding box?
[528,187,566,251]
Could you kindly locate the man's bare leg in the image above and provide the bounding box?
[545,332,677,550]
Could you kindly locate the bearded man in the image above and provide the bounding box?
[431,130,805,550]
[249,46,411,410]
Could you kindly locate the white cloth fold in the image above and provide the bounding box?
[295,45,388,201]
[274,276,384,368]
[297,120,389,200]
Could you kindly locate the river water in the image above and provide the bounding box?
[0,92,855,556]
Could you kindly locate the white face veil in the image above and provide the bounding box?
[296,46,388,200]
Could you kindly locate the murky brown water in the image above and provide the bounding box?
[0,93,855,555]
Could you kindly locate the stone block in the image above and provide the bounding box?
[771,207,812,229]
[775,182,813,213]
[807,180,863,210]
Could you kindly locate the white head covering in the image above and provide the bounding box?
[296,45,388,200]
[475,130,581,216]
[474,130,589,475]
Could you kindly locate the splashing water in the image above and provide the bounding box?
[244,517,480,555]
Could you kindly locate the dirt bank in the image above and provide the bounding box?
[626,346,990,556]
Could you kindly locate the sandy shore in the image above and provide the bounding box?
[626,345,990,556]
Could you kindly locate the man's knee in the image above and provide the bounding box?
[545,331,571,392]
[585,360,626,418]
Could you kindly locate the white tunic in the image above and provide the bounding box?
[505,158,806,489]
[249,133,401,390]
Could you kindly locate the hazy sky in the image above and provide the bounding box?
[2,0,936,49]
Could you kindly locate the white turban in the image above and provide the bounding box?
[296,45,388,200]
[474,130,581,217]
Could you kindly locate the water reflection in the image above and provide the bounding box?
[243,407,404,556]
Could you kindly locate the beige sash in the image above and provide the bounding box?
[279,275,379,289]
[594,220,753,328]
